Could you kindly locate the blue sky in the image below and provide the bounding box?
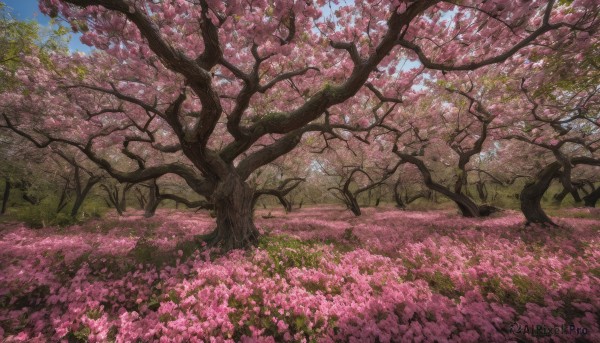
[3,0,91,52]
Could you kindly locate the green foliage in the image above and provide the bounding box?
[478,275,510,302]
[128,237,159,263]
[0,5,69,92]
[146,295,161,312]
[158,313,175,323]
[79,198,109,219]
[173,237,202,259]
[423,271,462,299]
[86,308,103,320]
[9,195,108,228]
[258,234,323,275]
[228,289,333,342]
[127,234,201,268]
[478,274,546,313]
[511,274,546,308]
[167,289,181,304]
[341,228,360,244]
[65,325,90,342]
[552,290,587,322]
[13,202,76,228]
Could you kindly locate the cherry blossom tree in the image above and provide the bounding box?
[384,81,503,217]
[488,35,600,224]
[2,0,598,249]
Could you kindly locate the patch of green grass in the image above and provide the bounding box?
[86,308,103,320]
[14,205,77,228]
[551,290,587,322]
[258,234,323,276]
[511,274,546,309]
[8,197,110,229]
[477,274,546,313]
[401,256,423,281]
[65,325,90,342]
[422,271,463,299]
[79,219,122,234]
[228,289,333,343]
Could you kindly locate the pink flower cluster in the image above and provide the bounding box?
[0,207,598,342]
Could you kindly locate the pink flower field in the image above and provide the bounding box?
[0,207,599,342]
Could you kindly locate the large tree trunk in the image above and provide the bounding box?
[447,192,482,217]
[1,178,10,215]
[520,162,561,225]
[203,173,259,250]
[583,186,600,208]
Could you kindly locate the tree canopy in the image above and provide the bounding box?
[1,0,599,249]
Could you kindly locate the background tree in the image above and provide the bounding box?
[497,40,599,224]
[100,180,133,215]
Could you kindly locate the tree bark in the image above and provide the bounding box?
[393,178,405,208]
[394,153,485,217]
[1,178,10,215]
[56,179,71,213]
[102,184,123,215]
[252,191,292,213]
[583,187,600,208]
[347,194,361,216]
[406,190,431,205]
[203,173,259,250]
[520,162,561,225]
[448,193,481,217]
[252,177,303,213]
[70,175,100,218]
[135,187,147,209]
[114,187,126,216]
[144,200,160,218]
[554,180,587,205]
[552,187,568,205]
[102,183,133,216]
[144,180,160,218]
[476,181,487,202]
[120,183,132,212]
[331,166,398,217]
